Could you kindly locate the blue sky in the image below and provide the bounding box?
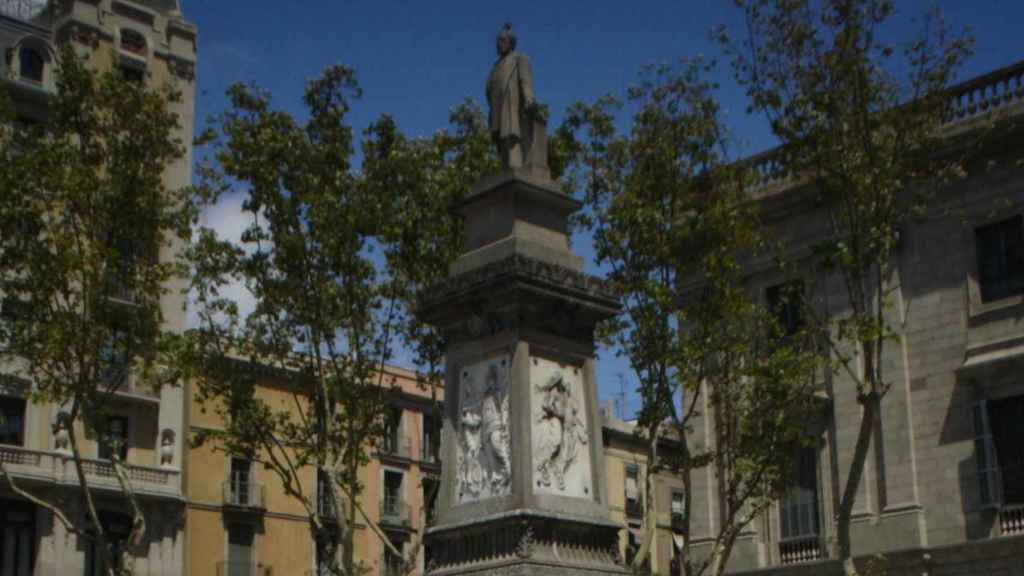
[184,0,1024,418]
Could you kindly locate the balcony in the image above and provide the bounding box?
[419,441,440,466]
[779,535,824,565]
[215,562,271,576]
[380,497,408,527]
[222,481,265,511]
[0,444,181,498]
[379,437,411,461]
[1000,503,1024,536]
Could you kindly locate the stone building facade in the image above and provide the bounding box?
[0,1,196,575]
[682,60,1024,575]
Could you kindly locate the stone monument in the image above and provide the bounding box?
[419,24,629,576]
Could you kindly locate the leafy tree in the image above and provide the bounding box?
[723,1,972,573]
[362,99,497,571]
[187,63,493,574]
[557,60,820,576]
[0,46,192,575]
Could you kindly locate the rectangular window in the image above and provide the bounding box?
[382,470,404,521]
[0,499,35,576]
[990,395,1024,505]
[86,511,131,576]
[98,416,129,461]
[383,407,402,456]
[229,458,253,506]
[422,477,439,525]
[226,523,254,576]
[317,468,335,519]
[0,397,26,446]
[422,412,439,463]
[780,445,820,540]
[767,281,804,338]
[99,327,131,387]
[670,490,685,533]
[382,533,404,576]
[625,464,641,518]
[976,216,1024,302]
[974,399,1002,508]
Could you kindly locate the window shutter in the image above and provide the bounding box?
[974,399,1002,508]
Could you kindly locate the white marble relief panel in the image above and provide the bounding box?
[531,357,592,498]
[455,354,511,504]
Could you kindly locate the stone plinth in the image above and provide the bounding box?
[420,170,628,576]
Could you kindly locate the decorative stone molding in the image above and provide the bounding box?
[515,521,534,559]
[159,428,175,466]
[421,254,619,312]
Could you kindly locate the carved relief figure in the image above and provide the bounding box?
[486,23,548,173]
[534,370,588,491]
[456,356,511,503]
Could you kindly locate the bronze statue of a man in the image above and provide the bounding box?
[486,23,548,173]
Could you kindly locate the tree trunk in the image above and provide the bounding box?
[835,367,879,576]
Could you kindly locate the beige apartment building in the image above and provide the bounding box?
[0,1,196,575]
[183,362,443,576]
[601,407,686,576]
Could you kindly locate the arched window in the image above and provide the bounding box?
[19,47,44,83]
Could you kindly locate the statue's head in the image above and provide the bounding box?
[496,23,516,56]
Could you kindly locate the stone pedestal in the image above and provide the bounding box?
[420,169,628,575]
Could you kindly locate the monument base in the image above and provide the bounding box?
[425,510,631,576]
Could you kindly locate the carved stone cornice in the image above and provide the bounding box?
[420,254,620,320]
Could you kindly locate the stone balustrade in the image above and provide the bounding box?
[0,444,181,498]
[779,535,824,565]
[746,58,1024,191]
[946,60,1024,125]
[1000,503,1024,536]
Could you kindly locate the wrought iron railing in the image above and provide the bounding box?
[420,440,440,465]
[222,480,265,509]
[380,497,408,526]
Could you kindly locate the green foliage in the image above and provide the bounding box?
[723,1,972,573]
[558,59,820,576]
[187,63,494,573]
[0,45,192,575]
